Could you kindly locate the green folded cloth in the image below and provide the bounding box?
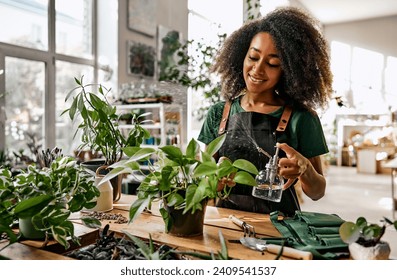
[296,211,345,227]
[270,211,349,260]
[318,236,346,247]
[315,233,341,240]
[309,226,340,235]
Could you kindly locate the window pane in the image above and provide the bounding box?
[5,57,45,158]
[330,41,351,99]
[55,61,94,156]
[351,47,383,91]
[0,0,48,50]
[385,56,397,95]
[55,0,93,58]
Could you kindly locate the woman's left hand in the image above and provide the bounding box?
[276,142,309,190]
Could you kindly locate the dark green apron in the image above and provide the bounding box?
[216,108,300,217]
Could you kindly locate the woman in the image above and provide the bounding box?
[197,7,333,217]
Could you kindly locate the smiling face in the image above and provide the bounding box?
[243,32,283,96]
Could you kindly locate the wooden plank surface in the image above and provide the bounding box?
[0,242,74,260]
[1,194,291,260]
[112,195,281,237]
[101,212,291,260]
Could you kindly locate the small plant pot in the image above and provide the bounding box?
[81,159,122,202]
[164,200,207,237]
[19,217,46,240]
[348,241,391,260]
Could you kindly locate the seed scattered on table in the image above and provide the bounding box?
[81,211,128,224]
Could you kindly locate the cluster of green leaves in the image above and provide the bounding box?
[159,34,226,121]
[339,216,397,247]
[101,134,258,230]
[62,76,150,165]
[0,168,18,243]
[0,156,102,249]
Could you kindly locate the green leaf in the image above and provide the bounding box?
[160,145,183,161]
[356,217,367,229]
[14,195,53,218]
[122,231,152,259]
[89,93,106,110]
[185,138,199,159]
[206,134,225,156]
[192,162,217,178]
[201,151,215,163]
[159,207,172,232]
[100,167,128,183]
[47,209,70,225]
[127,147,156,162]
[68,97,78,120]
[129,197,151,223]
[166,192,184,207]
[339,221,360,244]
[218,230,229,260]
[184,184,206,214]
[81,216,102,228]
[233,159,258,175]
[123,146,141,157]
[233,171,257,186]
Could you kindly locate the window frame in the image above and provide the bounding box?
[0,0,98,152]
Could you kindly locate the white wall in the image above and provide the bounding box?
[324,15,397,58]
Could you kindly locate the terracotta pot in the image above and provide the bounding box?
[163,200,208,237]
[349,241,391,260]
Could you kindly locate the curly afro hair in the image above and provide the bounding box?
[212,6,333,111]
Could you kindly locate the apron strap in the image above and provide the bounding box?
[276,105,293,132]
[218,101,231,135]
[218,102,293,135]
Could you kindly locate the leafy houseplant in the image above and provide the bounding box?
[0,168,18,243]
[102,134,259,235]
[63,76,150,201]
[63,76,150,166]
[339,216,397,259]
[0,156,101,249]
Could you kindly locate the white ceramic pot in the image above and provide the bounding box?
[86,175,113,212]
[349,241,391,260]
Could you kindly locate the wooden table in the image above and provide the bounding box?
[0,194,300,260]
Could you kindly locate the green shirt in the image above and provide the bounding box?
[197,98,329,158]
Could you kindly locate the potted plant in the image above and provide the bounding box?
[102,134,259,236]
[0,167,18,244]
[339,216,397,259]
[0,155,102,249]
[62,76,150,201]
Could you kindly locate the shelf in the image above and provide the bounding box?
[119,124,162,130]
[115,102,183,148]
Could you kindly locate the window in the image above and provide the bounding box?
[55,0,93,58]
[0,0,110,159]
[0,0,48,50]
[4,57,45,154]
[385,56,397,108]
[330,41,390,114]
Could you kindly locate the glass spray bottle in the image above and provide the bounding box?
[252,146,284,202]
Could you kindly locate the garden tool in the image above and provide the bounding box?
[240,237,313,260]
[229,215,256,237]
